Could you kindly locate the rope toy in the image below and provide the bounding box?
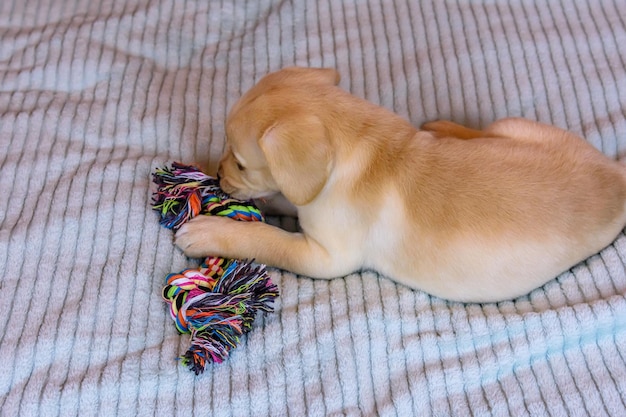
[152,162,279,374]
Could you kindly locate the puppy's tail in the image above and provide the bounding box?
[619,155,626,172]
[619,156,626,187]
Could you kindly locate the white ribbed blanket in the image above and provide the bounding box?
[1,0,626,415]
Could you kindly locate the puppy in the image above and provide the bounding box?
[176,67,626,302]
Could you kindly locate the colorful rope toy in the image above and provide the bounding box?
[152,162,279,374]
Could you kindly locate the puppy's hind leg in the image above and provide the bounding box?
[421,120,485,140]
[483,117,580,145]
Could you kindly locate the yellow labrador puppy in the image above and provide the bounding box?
[176,67,626,302]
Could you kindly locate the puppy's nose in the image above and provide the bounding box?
[216,165,224,181]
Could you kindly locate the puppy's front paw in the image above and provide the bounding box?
[174,216,232,258]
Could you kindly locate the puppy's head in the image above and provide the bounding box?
[218,67,340,205]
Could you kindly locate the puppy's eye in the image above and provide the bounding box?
[236,162,245,171]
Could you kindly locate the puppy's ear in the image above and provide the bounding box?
[277,67,340,86]
[259,115,332,206]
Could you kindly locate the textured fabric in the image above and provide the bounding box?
[1,0,626,416]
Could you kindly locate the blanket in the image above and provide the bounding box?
[1,0,625,415]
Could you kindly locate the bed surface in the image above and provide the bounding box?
[1,0,626,415]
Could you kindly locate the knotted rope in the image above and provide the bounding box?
[152,162,279,374]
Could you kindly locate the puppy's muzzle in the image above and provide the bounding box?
[216,165,237,195]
